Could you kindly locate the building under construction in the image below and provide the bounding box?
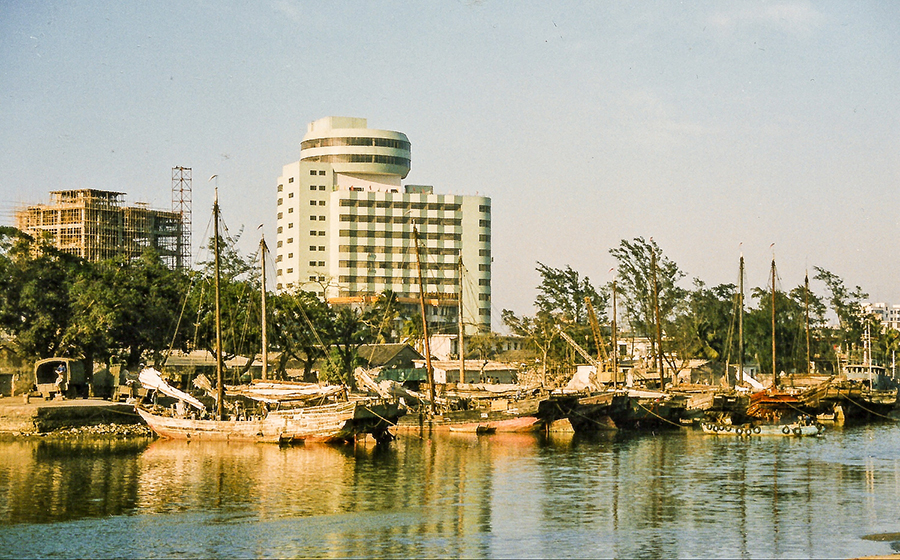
[15,189,186,268]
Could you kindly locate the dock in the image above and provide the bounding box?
[0,396,144,434]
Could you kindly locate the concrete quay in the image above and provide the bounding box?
[0,396,144,434]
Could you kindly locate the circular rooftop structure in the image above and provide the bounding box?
[300,117,411,178]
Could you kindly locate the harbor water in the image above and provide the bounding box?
[1,423,899,559]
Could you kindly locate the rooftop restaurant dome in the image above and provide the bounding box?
[300,117,411,178]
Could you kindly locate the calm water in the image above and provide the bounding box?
[1,423,899,559]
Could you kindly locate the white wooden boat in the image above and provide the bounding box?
[700,421,824,437]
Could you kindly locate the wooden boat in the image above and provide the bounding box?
[136,398,404,443]
[700,420,824,437]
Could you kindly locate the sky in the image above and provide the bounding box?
[2,1,899,326]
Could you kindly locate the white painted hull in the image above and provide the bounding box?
[701,422,824,437]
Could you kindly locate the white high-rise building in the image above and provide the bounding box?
[275,117,491,333]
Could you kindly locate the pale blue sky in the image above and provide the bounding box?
[2,1,898,322]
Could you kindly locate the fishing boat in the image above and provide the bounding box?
[136,190,405,444]
[700,420,824,437]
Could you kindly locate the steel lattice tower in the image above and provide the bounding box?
[172,166,192,269]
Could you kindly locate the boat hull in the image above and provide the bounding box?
[700,421,824,437]
[137,399,405,444]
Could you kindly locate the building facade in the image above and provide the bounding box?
[275,116,492,332]
[15,189,185,267]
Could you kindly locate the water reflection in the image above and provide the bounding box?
[1,425,899,558]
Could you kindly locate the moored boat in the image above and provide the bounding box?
[700,420,824,437]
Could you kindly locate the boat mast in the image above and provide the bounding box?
[805,271,810,375]
[651,246,665,389]
[738,253,744,387]
[458,256,465,385]
[260,234,268,381]
[214,188,225,420]
[771,255,777,389]
[413,224,436,415]
[611,278,618,385]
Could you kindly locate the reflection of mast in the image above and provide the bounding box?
[413,225,436,414]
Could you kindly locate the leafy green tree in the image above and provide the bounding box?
[814,267,868,361]
[269,290,330,382]
[669,280,736,364]
[534,262,606,325]
[319,306,371,387]
[0,228,79,359]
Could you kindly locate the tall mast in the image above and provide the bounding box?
[771,256,777,389]
[738,253,744,387]
[651,246,665,389]
[804,271,810,375]
[458,256,465,385]
[213,188,224,420]
[611,279,618,385]
[413,225,436,415]
[260,235,268,381]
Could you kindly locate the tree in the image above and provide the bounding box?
[502,309,562,386]
[814,267,869,363]
[534,262,606,325]
[0,228,79,359]
[268,290,330,382]
[319,305,371,387]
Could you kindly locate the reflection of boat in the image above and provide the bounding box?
[700,421,824,437]
[537,389,687,433]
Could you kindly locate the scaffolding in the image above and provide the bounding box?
[172,166,192,270]
[15,189,185,266]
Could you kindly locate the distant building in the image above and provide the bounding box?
[15,189,185,267]
[864,302,900,331]
[275,116,492,333]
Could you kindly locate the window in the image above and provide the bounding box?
[479,234,490,242]
[318,200,325,206]
[277,240,283,247]
[479,308,490,316]
[309,261,317,266]
[310,185,317,191]
[318,261,325,266]
[479,279,490,286]
[288,207,294,213]
[479,264,490,271]
[318,246,325,251]
[319,185,326,191]
[310,200,317,206]
[276,255,282,262]
[288,192,294,198]
[479,293,490,301]
[310,230,317,236]
[277,185,283,192]
[310,246,317,251]
[288,177,294,183]
[318,170,326,176]
[319,215,325,221]
[277,226,283,233]
[287,268,293,274]
[319,231,325,236]
[288,223,294,229]
[277,212,283,219]
[479,219,490,228]
[310,170,317,176]
[479,249,490,256]
[277,198,283,205]
[310,215,317,221]
[288,253,293,259]
[276,269,282,276]
[479,204,490,213]
[287,238,293,244]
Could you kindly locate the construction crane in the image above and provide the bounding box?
[585,296,610,364]
[558,328,605,391]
